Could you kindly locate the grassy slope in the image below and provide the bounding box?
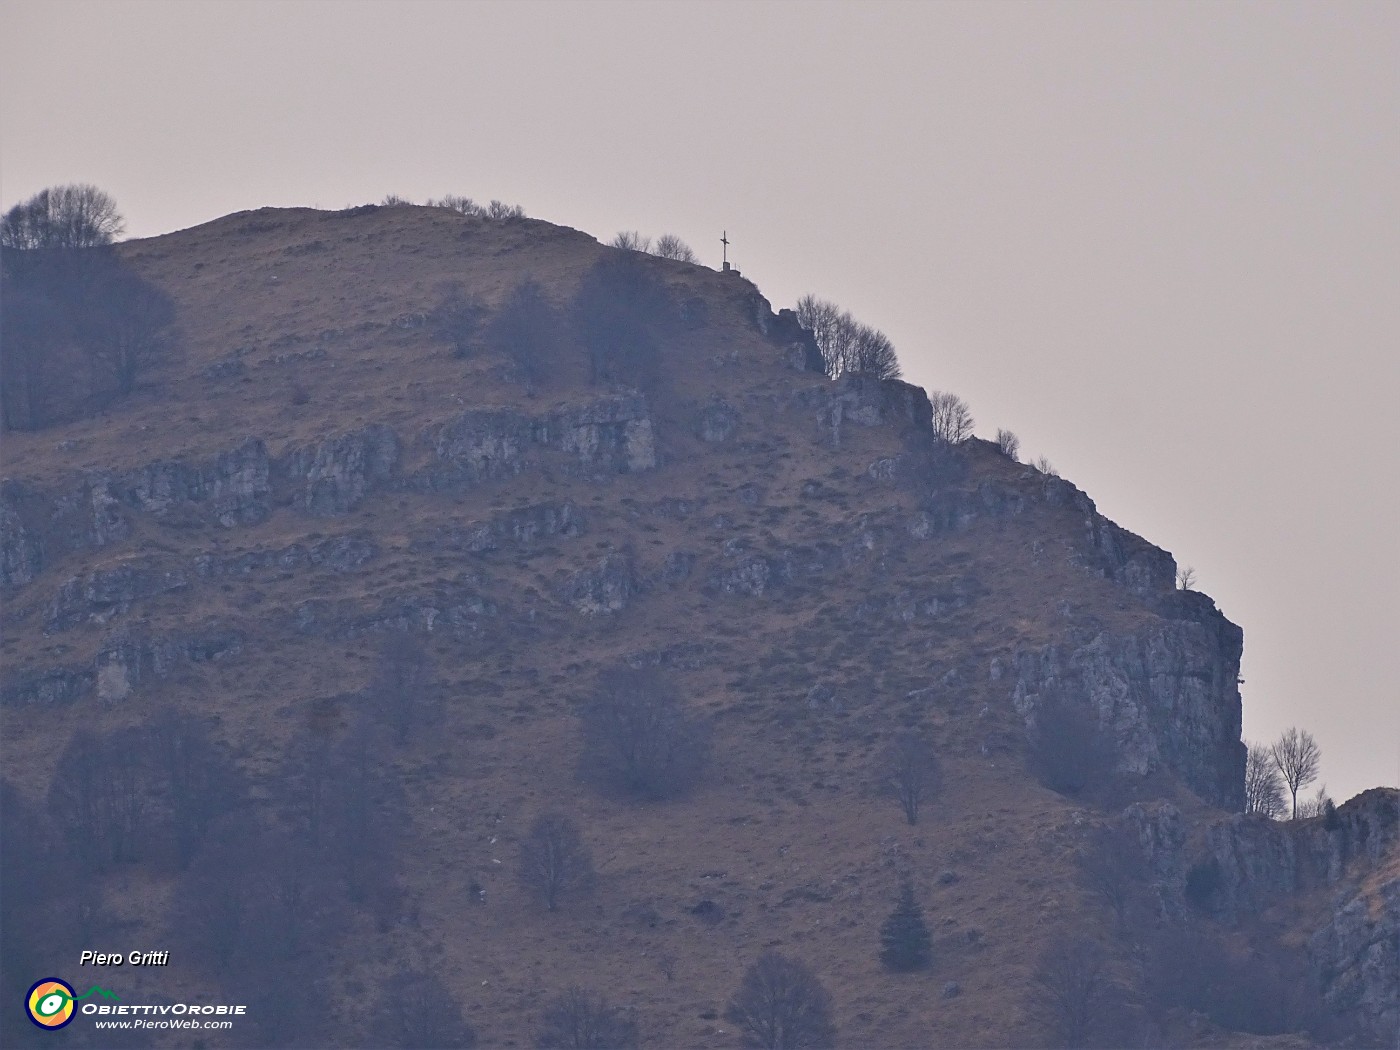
[0,205,1350,1048]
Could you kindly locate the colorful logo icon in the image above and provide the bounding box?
[26,978,76,1030]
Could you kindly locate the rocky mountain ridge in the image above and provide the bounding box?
[2,365,1246,811]
[1,204,1393,1048]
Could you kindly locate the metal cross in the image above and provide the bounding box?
[721,230,729,266]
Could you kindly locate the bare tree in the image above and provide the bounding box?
[1269,727,1321,820]
[246,829,355,975]
[256,842,325,961]
[1,778,85,1005]
[535,987,638,1049]
[370,970,477,1048]
[877,732,939,825]
[149,708,244,868]
[487,199,526,219]
[48,728,154,874]
[105,727,153,866]
[995,428,1020,460]
[427,194,485,216]
[793,295,901,379]
[485,277,564,393]
[652,234,697,262]
[724,952,836,1050]
[1243,742,1286,818]
[271,719,402,927]
[824,312,860,374]
[1296,784,1334,820]
[794,296,844,372]
[0,261,67,428]
[79,255,176,395]
[845,322,901,380]
[929,391,974,443]
[239,949,331,1048]
[406,193,506,218]
[571,254,674,389]
[278,730,335,844]
[1146,926,1333,1038]
[518,814,595,912]
[1176,565,1197,591]
[2,246,174,424]
[430,281,487,358]
[610,230,652,253]
[1033,455,1059,477]
[171,814,264,973]
[578,666,709,800]
[1078,825,1146,932]
[2,184,125,249]
[1035,935,1112,1049]
[366,632,434,746]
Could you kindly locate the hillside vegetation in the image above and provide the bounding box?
[2,204,1395,1049]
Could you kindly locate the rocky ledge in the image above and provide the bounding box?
[1128,789,1399,1043]
[1009,608,1245,809]
[1,396,656,591]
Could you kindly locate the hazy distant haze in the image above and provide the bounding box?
[3,0,1396,801]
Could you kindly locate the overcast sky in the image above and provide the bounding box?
[3,0,1396,802]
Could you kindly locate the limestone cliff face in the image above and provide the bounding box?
[5,368,1253,818]
[1009,606,1245,810]
[1,622,245,707]
[1202,788,1400,1045]
[805,377,1249,810]
[3,209,1390,1050]
[997,463,1246,812]
[999,475,1244,809]
[1199,789,1399,916]
[1128,789,1400,1043]
[0,396,657,595]
[1311,861,1399,1046]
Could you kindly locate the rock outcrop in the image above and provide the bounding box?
[427,501,585,555]
[567,554,640,615]
[128,436,272,526]
[292,583,496,639]
[1310,861,1399,1045]
[1194,789,1399,919]
[416,395,657,488]
[800,375,933,447]
[546,395,657,475]
[280,425,399,515]
[0,486,45,589]
[1,398,656,593]
[1039,475,1179,596]
[1127,790,1399,1043]
[47,564,190,632]
[1,624,245,707]
[1010,611,1245,810]
[697,397,739,443]
[194,531,379,577]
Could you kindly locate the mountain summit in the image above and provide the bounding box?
[2,204,1394,1048]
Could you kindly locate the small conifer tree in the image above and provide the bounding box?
[879,881,932,971]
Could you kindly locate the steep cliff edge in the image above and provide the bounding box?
[1209,790,1399,1043]
[1009,585,1243,810]
[1,367,1246,809]
[1129,788,1399,1043]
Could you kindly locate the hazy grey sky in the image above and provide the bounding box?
[3,0,1396,802]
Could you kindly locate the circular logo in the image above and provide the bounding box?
[26,978,76,1030]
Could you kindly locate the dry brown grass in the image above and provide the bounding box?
[1,206,1363,1048]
